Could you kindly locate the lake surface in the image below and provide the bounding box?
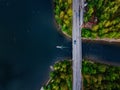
[82,42,120,66]
[0,0,120,90]
[0,0,71,90]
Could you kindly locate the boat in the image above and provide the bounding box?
[56,45,68,49]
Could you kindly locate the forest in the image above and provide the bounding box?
[43,60,120,90]
[54,0,120,39]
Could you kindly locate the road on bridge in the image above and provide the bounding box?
[72,0,84,90]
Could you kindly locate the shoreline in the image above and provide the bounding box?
[55,20,120,44]
[53,17,120,66]
[42,57,72,86]
[82,38,120,44]
[52,1,72,41]
[53,14,120,44]
[42,58,120,90]
[84,56,120,67]
[53,19,72,41]
[52,1,120,44]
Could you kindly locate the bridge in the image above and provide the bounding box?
[72,0,84,90]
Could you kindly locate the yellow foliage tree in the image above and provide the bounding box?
[60,11,64,19]
[92,25,99,32]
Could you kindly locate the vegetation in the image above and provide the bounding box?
[43,60,120,90]
[53,0,72,36]
[53,0,120,39]
[43,60,72,90]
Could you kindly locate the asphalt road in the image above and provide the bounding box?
[72,0,84,90]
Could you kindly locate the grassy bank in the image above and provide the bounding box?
[53,0,120,39]
[43,60,120,90]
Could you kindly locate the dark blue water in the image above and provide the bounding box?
[82,42,120,66]
[0,0,120,90]
[0,0,71,90]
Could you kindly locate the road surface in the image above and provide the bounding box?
[72,0,84,90]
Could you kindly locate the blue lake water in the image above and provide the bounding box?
[82,42,120,66]
[0,0,120,90]
[0,0,71,90]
